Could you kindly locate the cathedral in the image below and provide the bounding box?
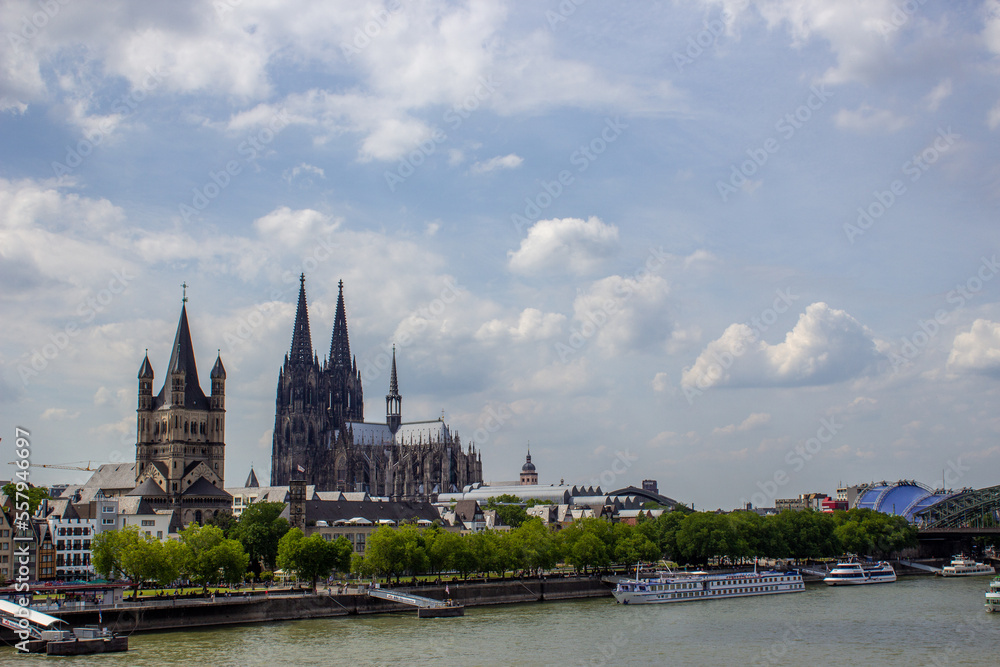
[270,276,482,500]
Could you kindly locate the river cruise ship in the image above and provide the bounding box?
[823,560,896,585]
[939,556,995,577]
[985,577,1000,613]
[612,569,804,605]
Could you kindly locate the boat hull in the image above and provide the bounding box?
[823,560,896,586]
[613,570,805,605]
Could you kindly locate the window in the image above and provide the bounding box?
[102,506,115,513]
[141,520,154,527]
[156,531,163,539]
[102,518,115,525]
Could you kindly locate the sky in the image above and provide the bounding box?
[2,0,999,511]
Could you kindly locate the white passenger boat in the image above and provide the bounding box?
[823,559,896,585]
[985,577,1000,613]
[939,556,995,577]
[613,568,804,605]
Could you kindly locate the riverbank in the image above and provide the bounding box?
[0,576,613,640]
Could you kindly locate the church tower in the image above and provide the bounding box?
[271,274,328,486]
[135,287,229,526]
[520,448,537,485]
[326,280,364,427]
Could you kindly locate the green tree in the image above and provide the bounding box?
[483,496,529,528]
[772,510,840,560]
[206,510,237,536]
[2,482,49,515]
[675,512,739,564]
[180,524,249,592]
[364,525,406,582]
[613,531,660,566]
[93,527,178,596]
[276,528,351,590]
[567,532,609,574]
[511,518,558,574]
[231,502,290,577]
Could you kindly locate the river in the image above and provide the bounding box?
[2,575,996,666]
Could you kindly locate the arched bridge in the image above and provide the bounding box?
[915,484,1000,529]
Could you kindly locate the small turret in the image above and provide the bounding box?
[211,351,226,410]
[137,351,154,411]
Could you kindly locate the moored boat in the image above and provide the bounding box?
[939,556,996,577]
[823,558,896,586]
[613,568,804,605]
[985,576,1000,613]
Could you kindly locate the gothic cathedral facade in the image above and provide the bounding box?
[270,276,482,500]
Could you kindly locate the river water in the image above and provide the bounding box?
[3,576,996,666]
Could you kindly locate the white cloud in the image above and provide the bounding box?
[282,163,325,184]
[712,0,949,86]
[835,104,909,133]
[508,217,619,276]
[682,302,884,389]
[41,407,80,420]
[475,308,565,343]
[989,102,1000,131]
[948,319,1000,377]
[252,207,341,249]
[570,273,671,355]
[983,0,1000,55]
[923,78,952,112]
[712,412,771,435]
[471,153,523,174]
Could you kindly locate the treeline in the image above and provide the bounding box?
[93,505,918,589]
[93,502,352,591]
[352,508,918,581]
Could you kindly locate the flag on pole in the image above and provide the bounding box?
[297,464,305,473]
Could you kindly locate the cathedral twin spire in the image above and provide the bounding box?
[289,275,355,371]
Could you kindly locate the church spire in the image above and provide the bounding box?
[168,303,199,381]
[329,279,351,369]
[289,273,314,366]
[386,344,401,435]
[161,295,208,409]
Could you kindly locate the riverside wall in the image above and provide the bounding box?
[1,577,613,639]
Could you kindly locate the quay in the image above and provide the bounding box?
[0,576,612,640]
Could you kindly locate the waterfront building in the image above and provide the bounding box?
[270,276,482,500]
[33,518,57,581]
[775,493,829,511]
[277,496,451,556]
[0,503,13,583]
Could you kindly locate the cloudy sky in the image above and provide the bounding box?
[2,0,999,510]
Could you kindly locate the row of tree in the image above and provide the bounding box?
[93,501,354,591]
[350,508,918,580]
[93,505,918,589]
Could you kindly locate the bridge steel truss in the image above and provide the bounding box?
[916,485,1000,529]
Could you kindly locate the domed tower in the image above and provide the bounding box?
[520,447,537,486]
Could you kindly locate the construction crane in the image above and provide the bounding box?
[6,461,101,471]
